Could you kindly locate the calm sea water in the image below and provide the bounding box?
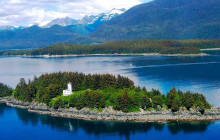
[0,51,219,140]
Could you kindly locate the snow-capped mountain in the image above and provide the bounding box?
[44,8,126,27]
[0,26,24,31]
[0,26,16,31]
[88,8,126,24]
[0,8,126,35]
[43,17,78,28]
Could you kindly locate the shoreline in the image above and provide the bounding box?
[200,48,220,51]
[1,97,220,123]
[2,53,209,58]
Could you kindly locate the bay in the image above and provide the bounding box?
[0,53,219,139]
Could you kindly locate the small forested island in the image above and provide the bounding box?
[0,72,220,122]
[0,39,219,56]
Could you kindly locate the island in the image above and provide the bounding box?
[0,39,219,57]
[0,72,220,122]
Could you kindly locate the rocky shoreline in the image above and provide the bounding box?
[2,53,208,58]
[1,96,220,122]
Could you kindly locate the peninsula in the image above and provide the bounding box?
[0,72,220,122]
[0,39,219,56]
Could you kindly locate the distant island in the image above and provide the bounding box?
[1,72,220,122]
[0,39,219,57]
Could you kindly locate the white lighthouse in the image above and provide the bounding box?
[63,82,73,96]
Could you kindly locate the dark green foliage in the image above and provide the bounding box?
[47,84,61,99]
[11,72,211,114]
[13,72,134,106]
[152,89,161,96]
[142,87,147,92]
[53,98,64,109]
[15,78,28,101]
[92,0,220,40]
[167,87,180,112]
[197,101,205,115]
[26,83,37,102]
[69,96,77,107]
[171,100,180,112]
[122,89,129,113]
[114,95,123,111]
[0,83,13,97]
[153,96,163,109]
[2,39,220,56]
[185,95,195,110]
[100,98,106,108]
[76,100,83,110]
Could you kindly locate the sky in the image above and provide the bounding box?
[0,0,152,27]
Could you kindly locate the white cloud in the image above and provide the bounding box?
[0,0,152,26]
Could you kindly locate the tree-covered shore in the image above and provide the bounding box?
[0,39,219,56]
[0,72,211,114]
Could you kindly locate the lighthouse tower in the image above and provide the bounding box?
[63,82,73,96]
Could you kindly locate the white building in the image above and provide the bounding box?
[63,82,73,96]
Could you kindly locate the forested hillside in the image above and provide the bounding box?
[0,39,219,56]
[92,0,220,40]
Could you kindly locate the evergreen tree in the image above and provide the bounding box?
[185,96,195,110]
[0,83,13,97]
[171,100,179,112]
[142,87,147,92]
[122,89,129,112]
[15,78,28,100]
[26,83,36,102]
[153,96,163,109]
[197,101,205,114]
[53,98,64,109]
[152,89,161,96]
[76,100,83,110]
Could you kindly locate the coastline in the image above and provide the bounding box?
[1,97,220,122]
[2,53,208,58]
[200,48,220,51]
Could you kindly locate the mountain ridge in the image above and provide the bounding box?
[91,0,220,40]
[0,0,219,50]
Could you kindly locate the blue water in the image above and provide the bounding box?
[1,103,220,140]
[0,52,219,139]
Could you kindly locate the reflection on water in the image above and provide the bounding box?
[0,53,220,139]
[5,104,210,140]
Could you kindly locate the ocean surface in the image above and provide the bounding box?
[0,51,219,139]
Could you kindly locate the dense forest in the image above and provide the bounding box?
[0,72,211,114]
[0,83,13,97]
[0,39,219,56]
[92,0,220,41]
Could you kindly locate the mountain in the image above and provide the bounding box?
[43,17,78,28]
[0,0,219,50]
[78,15,96,25]
[43,8,126,34]
[0,26,24,31]
[85,8,126,33]
[0,26,16,31]
[0,8,126,50]
[0,25,94,50]
[88,8,126,25]
[92,0,220,40]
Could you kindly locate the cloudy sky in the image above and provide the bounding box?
[0,0,152,27]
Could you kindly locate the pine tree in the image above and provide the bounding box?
[185,96,195,110]
[153,96,163,109]
[171,100,179,112]
[142,87,147,92]
[122,89,129,112]
[53,98,64,109]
